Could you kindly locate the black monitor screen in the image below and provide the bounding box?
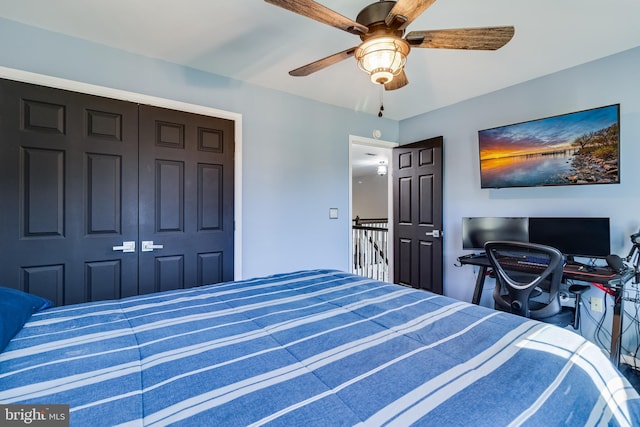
[462,217,529,250]
[528,217,610,258]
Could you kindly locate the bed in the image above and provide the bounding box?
[1,269,639,426]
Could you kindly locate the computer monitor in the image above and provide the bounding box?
[462,217,529,250]
[528,217,610,258]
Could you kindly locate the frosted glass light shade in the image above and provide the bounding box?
[355,36,409,85]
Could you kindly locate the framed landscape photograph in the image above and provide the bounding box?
[478,104,620,189]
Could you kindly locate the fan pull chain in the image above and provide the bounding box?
[378,85,384,118]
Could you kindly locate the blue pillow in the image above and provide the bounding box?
[0,287,53,352]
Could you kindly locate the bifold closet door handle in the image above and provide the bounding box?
[141,241,164,252]
[113,241,136,253]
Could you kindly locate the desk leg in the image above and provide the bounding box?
[610,289,623,367]
[472,266,488,305]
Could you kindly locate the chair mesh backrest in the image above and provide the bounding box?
[485,240,564,319]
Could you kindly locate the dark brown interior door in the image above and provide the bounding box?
[137,105,235,294]
[393,136,444,294]
[0,79,139,305]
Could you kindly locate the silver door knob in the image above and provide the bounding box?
[141,241,164,252]
[113,241,136,253]
[425,230,441,238]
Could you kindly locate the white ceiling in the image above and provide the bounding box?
[1,0,639,122]
[352,143,391,178]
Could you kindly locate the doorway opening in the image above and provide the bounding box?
[349,135,398,282]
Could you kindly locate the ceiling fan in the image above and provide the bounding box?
[265,0,515,91]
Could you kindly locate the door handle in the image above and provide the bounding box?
[113,241,136,253]
[425,230,442,238]
[141,240,164,252]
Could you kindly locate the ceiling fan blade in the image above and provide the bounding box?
[265,0,368,35]
[385,70,409,91]
[385,0,437,30]
[289,47,357,77]
[406,26,515,50]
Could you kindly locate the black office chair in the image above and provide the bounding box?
[485,241,589,329]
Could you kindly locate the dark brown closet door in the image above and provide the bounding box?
[0,79,139,305]
[0,80,235,305]
[137,105,235,294]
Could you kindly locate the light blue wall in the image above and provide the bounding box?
[400,46,640,354]
[0,17,399,280]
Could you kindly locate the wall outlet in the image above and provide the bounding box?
[590,297,603,313]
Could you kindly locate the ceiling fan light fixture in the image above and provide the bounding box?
[355,36,409,85]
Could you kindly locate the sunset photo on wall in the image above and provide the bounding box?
[478,104,620,189]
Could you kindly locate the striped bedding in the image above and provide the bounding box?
[1,269,639,426]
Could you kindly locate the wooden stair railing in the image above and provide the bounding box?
[352,217,389,281]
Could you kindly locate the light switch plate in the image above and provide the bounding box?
[329,208,338,219]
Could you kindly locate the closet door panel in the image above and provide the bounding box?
[138,105,234,295]
[0,79,139,305]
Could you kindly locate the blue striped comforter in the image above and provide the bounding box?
[1,270,639,426]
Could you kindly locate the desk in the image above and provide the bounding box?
[458,253,625,365]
